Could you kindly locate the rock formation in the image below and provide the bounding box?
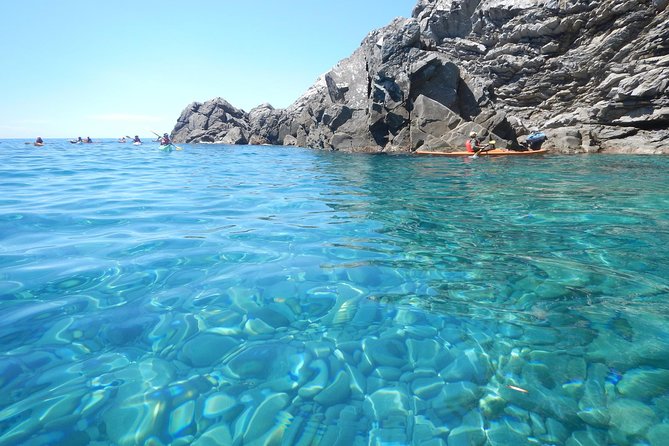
[171,0,669,154]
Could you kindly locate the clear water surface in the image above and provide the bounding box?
[1,139,669,445]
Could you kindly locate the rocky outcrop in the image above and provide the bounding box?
[172,98,250,144]
[171,0,669,154]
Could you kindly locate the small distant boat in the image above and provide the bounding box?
[133,142,142,146]
[69,140,82,144]
[34,143,45,147]
[415,149,548,157]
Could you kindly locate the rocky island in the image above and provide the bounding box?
[171,0,669,154]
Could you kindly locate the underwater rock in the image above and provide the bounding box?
[431,381,481,419]
[362,337,408,368]
[224,342,300,381]
[439,348,491,384]
[577,362,611,428]
[179,333,238,368]
[243,317,276,335]
[486,417,533,445]
[247,306,293,329]
[609,398,657,437]
[406,338,447,369]
[298,359,329,399]
[202,393,243,421]
[371,366,403,381]
[313,370,351,406]
[479,392,507,419]
[447,424,486,446]
[411,377,445,400]
[342,363,366,398]
[540,417,569,444]
[617,367,669,401]
[238,392,290,444]
[363,387,411,420]
[647,424,669,446]
[564,428,607,446]
[192,425,233,446]
[169,400,195,438]
[500,381,580,425]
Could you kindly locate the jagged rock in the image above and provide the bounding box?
[170,0,669,154]
[219,127,247,145]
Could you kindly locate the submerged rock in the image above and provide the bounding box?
[617,367,669,401]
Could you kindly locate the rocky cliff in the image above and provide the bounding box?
[171,0,669,154]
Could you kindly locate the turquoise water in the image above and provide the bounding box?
[1,140,669,445]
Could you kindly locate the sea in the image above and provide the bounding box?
[1,139,669,445]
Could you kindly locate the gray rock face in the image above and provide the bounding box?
[171,0,669,154]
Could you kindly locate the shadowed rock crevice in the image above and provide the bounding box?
[171,0,669,154]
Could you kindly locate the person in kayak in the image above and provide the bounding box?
[34,137,44,145]
[84,137,93,143]
[465,131,491,153]
[160,133,171,145]
[133,135,142,144]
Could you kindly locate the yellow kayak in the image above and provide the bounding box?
[415,149,548,157]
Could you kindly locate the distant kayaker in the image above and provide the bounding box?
[84,137,93,143]
[118,137,126,143]
[34,137,44,146]
[160,133,171,145]
[133,135,142,144]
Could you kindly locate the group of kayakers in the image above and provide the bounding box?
[116,134,171,144]
[35,130,545,152]
[34,133,172,146]
[465,128,547,154]
[69,137,94,144]
[117,136,144,144]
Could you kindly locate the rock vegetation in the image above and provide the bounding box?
[171,0,669,154]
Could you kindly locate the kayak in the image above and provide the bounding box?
[133,142,142,146]
[34,143,45,147]
[415,149,548,157]
[160,144,182,151]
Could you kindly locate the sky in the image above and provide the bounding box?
[0,0,416,139]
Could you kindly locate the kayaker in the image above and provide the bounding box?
[118,137,126,143]
[35,136,44,145]
[133,135,142,144]
[160,133,171,145]
[84,137,93,143]
[465,131,486,153]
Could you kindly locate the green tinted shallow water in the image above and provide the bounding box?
[1,140,669,445]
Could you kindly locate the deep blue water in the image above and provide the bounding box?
[1,139,669,445]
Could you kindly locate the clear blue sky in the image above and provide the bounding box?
[0,0,415,139]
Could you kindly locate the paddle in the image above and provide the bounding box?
[470,140,496,159]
